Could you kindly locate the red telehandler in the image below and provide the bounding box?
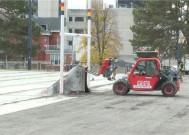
[112,51,180,97]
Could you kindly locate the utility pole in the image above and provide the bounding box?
[28,0,32,70]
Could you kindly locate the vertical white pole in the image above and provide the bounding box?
[60,0,65,94]
[87,0,91,88]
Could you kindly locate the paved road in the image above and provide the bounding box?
[0,71,121,115]
[0,76,189,135]
[0,70,60,105]
[0,70,116,106]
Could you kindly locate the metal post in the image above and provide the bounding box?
[28,0,32,70]
[178,30,184,63]
[72,36,75,65]
[60,0,65,94]
[87,0,91,88]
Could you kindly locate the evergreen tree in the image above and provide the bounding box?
[0,0,41,61]
[130,0,189,58]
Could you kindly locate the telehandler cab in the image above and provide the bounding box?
[113,51,180,97]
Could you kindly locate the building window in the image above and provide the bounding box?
[75,17,84,22]
[69,41,73,46]
[75,29,83,34]
[69,29,72,33]
[109,4,114,8]
[117,0,142,8]
[50,54,60,65]
[69,17,73,22]
[41,24,48,31]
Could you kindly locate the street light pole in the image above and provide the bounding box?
[28,0,32,70]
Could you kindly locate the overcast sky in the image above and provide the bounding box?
[68,0,116,9]
[68,0,87,9]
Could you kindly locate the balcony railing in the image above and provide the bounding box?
[44,45,74,53]
[44,45,60,51]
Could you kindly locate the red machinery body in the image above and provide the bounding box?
[98,59,110,75]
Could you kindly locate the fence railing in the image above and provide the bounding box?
[0,61,47,70]
[0,61,131,74]
[44,45,73,53]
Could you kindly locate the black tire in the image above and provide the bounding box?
[161,81,177,97]
[113,80,130,95]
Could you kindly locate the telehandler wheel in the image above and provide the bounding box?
[161,81,177,97]
[113,80,130,95]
